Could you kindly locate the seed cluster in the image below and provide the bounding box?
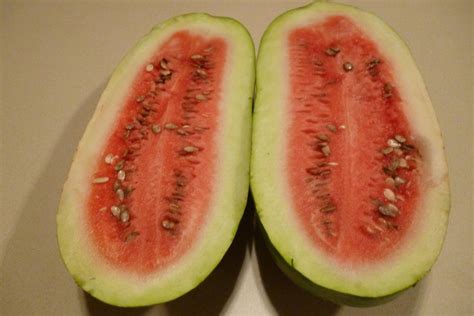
[91,49,215,238]
[296,45,416,242]
[303,116,346,238]
[363,134,418,235]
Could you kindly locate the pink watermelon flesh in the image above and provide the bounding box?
[88,31,227,273]
[288,16,421,264]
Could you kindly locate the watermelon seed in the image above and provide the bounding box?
[165,123,178,130]
[394,134,406,143]
[343,62,353,72]
[176,129,187,135]
[326,124,337,132]
[99,207,107,212]
[394,148,403,156]
[327,162,338,166]
[364,225,376,235]
[136,95,145,103]
[382,147,393,155]
[114,160,125,171]
[383,166,395,176]
[384,219,398,230]
[191,54,204,61]
[367,58,381,69]
[398,158,408,168]
[316,193,330,200]
[125,124,135,130]
[394,176,406,186]
[160,69,171,76]
[321,145,331,157]
[389,159,400,171]
[183,146,198,153]
[93,177,109,184]
[195,94,207,101]
[113,180,121,192]
[120,210,130,222]
[160,59,168,69]
[314,59,323,66]
[384,83,393,97]
[371,198,383,206]
[401,143,415,152]
[116,188,125,201]
[339,124,346,129]
[151,124,161,134]
[387,138,401,148]
[110,206,121,218]
[146,64,154,72]
[317,134,329,141]
[320,204,336,213]
[385,177,396,186]
[196,69,207,77]
[306,168,318,175]
[378,203,399,217]
[105,154,116,164]
[162,219,176,230]
[124,186,134,196]
[325,47,340,56]
[125,231,140,242]
[383,188,397,202]
[170,203,180,211]
[117,170,126,181]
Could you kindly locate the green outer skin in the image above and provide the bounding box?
[259,220,402,307]
[251,1,450,307]
[57,13,255,307]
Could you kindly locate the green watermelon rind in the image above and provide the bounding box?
[251,1,450,306]
[57,13,255,307]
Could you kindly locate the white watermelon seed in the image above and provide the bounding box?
[383,188,397,202]
[120,210,130,222]
[183,146,198,153]
[145,64,154,72]
[93,177,109,184]
[343,62,353,72]
[110,206,120,218]
[117,170,126,181]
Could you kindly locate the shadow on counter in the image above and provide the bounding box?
[253,217,428,316]
[254,221,341,316]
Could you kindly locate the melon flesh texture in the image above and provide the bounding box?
[252,2,450,306]
[89,33,226,273]
[57,14,254,307]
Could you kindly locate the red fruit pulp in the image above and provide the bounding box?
[87,31,227,273]
[287,16,421,265]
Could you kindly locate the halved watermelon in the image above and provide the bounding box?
[251,1,450,306]
[57,13,255,306]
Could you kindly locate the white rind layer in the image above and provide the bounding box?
[251,1,450,300]
[57,13,255,306]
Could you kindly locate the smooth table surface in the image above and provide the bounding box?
[1,1,472,315]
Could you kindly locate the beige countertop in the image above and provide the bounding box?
[1,1,472,315]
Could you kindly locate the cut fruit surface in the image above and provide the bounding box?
[251,2,450,306]
[57,13,254,307]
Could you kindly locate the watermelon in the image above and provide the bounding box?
[57,13,255,306]
[251,1,450,306]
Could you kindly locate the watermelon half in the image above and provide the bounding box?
[251,2,450,306]
[57,13,255,306]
